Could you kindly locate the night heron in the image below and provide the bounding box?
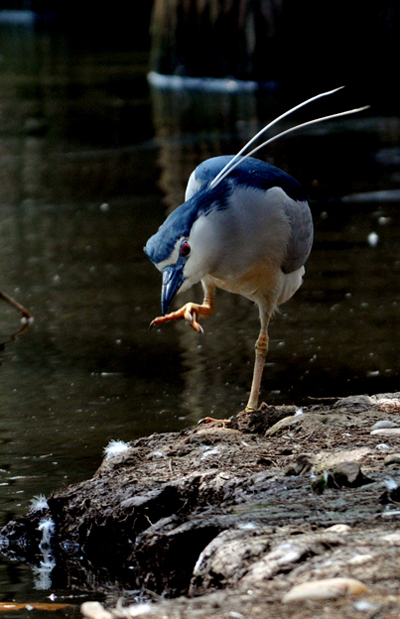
[144,87,368,412]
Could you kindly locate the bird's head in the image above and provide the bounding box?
[144,224,195,316]
[144,168,231,315]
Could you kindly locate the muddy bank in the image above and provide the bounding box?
[3,394,400,617]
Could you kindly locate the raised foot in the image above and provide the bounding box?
[150,302,213,334]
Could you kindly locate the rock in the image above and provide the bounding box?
[381,532,400,545]
[372,420,398,430]
[265,411,348,437]
[384,454,400,465]
[282,578,368,603]
[370,394,400,412]
[81,602,114,619]
[189,529,270,595]
[329,461,373,488]
[264,414,303,436]
[333,395,372,411]
[230,406,293,434]
[324,524,351,533]
[3,393,400,618]
[371,428,400,436]
[239,538,326,589]
[353,599,380,612]
[312,461,373,493]
[285,454,313,476]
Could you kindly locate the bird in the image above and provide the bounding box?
[144,87,368,413]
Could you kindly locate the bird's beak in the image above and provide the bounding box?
[161,265,185,315]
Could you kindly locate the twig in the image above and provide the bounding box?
[0,290,33,320]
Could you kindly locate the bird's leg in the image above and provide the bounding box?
[245,312,271,412]
[150,284,215,334]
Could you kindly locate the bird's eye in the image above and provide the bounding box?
[181,241,191,257]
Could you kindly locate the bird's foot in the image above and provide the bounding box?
[150,302,213,334]
[197,416,232,426]
[244,402,269,413]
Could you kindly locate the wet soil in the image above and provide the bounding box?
[3,394,400,618]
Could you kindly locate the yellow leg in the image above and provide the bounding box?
[245,313,271,412]
[150,286,215,334]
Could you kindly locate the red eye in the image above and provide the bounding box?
[181,241,191,257]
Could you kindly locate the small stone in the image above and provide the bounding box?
[285,454,313,476]
[333,395,371,411]
[265,415,302,436]
[124,604,153,617]
[81,602,113,619]
[381,532,400,545]
[372,420,398,430]
[282,578,368,603]
[384,454,400,466]
[329,461,373,488]
[324,524,351,533]
[354,600,379,612]
[348,553,373,565]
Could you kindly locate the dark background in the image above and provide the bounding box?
[0,0,399,111]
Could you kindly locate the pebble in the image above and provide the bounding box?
[371,428,400,436]
[348,553,373,565]
[282,578,368,603]
[384,454,400,466]
[381,532,400,545]
[124,604,152,617]
[330,461,372,488]
[324,524,351,533]
[372,420,398,430]
[354,599,379,612]
[334,395,371,410]
[285,454,313,476]
[81,602,113,619]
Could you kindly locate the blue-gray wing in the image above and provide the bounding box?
[282,198,314,274]
[185,155,314,273]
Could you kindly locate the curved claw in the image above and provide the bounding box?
[198,416,232,426]
[149,304,205,334]
[185,309,204,334]
[190,317,204,335]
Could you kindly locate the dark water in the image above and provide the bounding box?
[0,15,398,613]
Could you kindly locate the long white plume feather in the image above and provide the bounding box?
[209,87,369,189]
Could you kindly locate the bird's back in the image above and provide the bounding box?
[186,156,313,277]
[185,156,307,204]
